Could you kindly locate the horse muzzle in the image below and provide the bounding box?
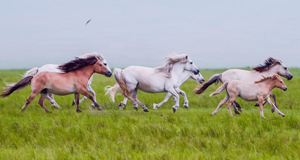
[104,71,112,77]
[199,78,205,84]
[282,87,287,91]
[286,74,293,80]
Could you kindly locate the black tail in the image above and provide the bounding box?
[1,76,33,97]
[194,74,221,94]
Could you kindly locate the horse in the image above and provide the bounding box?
[153,71,205,110]
[105,54,200,113]
[106,70,204,111]
[1,55,112,112]
[194,57,293,113]
[210,74,287,118]
[22,52,111,109]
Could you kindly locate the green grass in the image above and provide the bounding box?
[0,68,299,159]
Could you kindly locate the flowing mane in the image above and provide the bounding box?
[252,57,282,72]
[79,52,104,61]
[255,74,279,83]
[58,56,98,72]
[156,54,189,78]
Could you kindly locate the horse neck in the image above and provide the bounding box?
[171,63,186,79]
[178,71,192,85]
[260,65,278,75]
[74,65,95,80]
[258,79,277,93]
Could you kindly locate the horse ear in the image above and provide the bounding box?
[272,74,277,80]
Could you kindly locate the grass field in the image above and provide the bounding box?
[0,68,299,159]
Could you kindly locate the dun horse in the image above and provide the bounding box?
[105,54,200,113]
[1,56,112,112]
[22,52,111,109]
[210,74,287,118]
[194,57,293,114]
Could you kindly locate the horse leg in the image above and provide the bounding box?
[46,93,62,109]
[266,97,285,117]
[132,89,149,112]
[231,102,240,115]
[226,101,234,117]
[74,93,81,112]
[38,93,50,112]
[211,94,229,116]
[78,88,101,110]
[153,93,171,109]
[118,97,128,110]
[175,88,189,110]
[22,92,39,111]
[233,101,242,113]
[257,98,266,118]
[166,88,180,113]
[270,92,277,113]
[72,85,96,108]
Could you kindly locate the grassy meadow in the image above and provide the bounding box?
[0,68,300,159]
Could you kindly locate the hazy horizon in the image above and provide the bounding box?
[1,0,299,69]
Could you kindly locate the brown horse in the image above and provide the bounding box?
[1,56,112,112]
[210,74,287,118]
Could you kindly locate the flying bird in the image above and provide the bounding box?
[86,19,92,25]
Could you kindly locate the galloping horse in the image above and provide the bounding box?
[106,54,200,112]
[106,70,205,111]
[194,57,293,113]
[210,74,287,118]
[1,55,112,112]
[22,52,111,109]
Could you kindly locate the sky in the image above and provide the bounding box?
[0,0,299,69]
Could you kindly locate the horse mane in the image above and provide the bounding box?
[156,54,189,78]
[252,57,282,72]
[79,52,104,61]
[58,56,98,72]
[255,74,279,83]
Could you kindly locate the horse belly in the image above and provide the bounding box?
[46,83,76,95]
[137,83,164,93]
[239,91,258,101]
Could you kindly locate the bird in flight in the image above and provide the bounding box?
[86,19,92,25]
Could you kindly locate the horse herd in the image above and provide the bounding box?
[0,52,293,118]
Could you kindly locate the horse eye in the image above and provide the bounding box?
[280,81,283,83]
[103,63,107,66]
[99,64,102,66]
[190,62,193,64]
[284,67,287,70]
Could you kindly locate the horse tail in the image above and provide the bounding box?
[194,74,222,94]
[105,83,121,103]
[23,67,39,77]
[113,68,130,97]
[210,82,228,96]
[1,76,33,97]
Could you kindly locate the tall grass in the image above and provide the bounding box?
[0,68,299,159]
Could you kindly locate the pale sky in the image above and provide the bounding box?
[0,0,299,69]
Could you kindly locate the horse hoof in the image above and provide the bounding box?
[71,101,75,106]
[282,114,285,117]
[173,108,177,113]
[184,105,189,110]
[97,107,102,111]
[76,109,82,112]
[143,109,149,112]
[153,104,158,110]
[271,109,275,113]
[254,103,259,107]
[134,107,138,111]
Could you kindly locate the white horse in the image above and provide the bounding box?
[194,57,293,114]
[105,54,200,113]
[23,52,111,109]
[153,71,205,110]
